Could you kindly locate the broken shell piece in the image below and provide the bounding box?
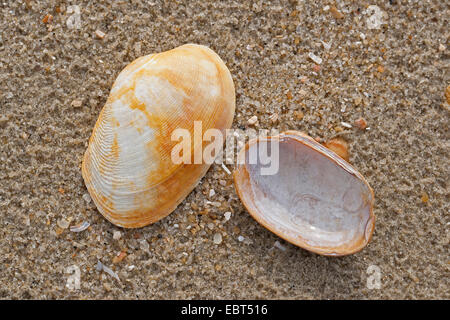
[70,221,90,232]
[269,113,279,123]
[82,44,235,228]
[233,131,375,256]
[324,137,349,162]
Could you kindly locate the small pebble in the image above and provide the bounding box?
[421,192,429,203]
[308,52,322,65]
[213,233,223,244]
[224,211,232,221]
[82,193,92,203]
[354,118,368,130]
[103,282,112,291]
[0,116,8,128]
[57,218,70,229]
[139,239,149,251]
[247,115,258,125]
[96,261,103,271]
[366,5,387,30]
[341,121,352,129]
[237,235,245,242]
[71,99,82,108]
[112,251,127,264]
[330,6,344,19]
[113,231,122,240]
[438,43,446,52]
[274,241,287,251]
[42,14,53,24]
[294,110,304,120]
[209,189,215,197]
[95,29,106,39]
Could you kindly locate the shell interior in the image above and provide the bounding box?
[234,131,375,256]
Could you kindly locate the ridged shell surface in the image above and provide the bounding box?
[82,44,235,228]
[233,131,375,256]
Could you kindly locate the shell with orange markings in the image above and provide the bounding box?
[82,44,235,228]
[233,131,375,256]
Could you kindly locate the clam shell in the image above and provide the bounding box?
[82,44,235,228]
[233,131,375,256]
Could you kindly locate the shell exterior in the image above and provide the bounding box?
[233,131,375,256]
[82,44,235,228]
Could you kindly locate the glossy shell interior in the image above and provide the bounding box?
[233,131,375,256]
[82,44,235,228]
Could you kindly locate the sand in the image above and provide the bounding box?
[0,0,448,299]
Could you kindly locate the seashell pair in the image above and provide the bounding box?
[82,44,374,256]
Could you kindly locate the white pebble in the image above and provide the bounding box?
[209,189,215,197]
[82,193,91,204]
[237,235,245,242]
[247,115,258,125]
[308,52,322,65]
[57,218,70,229]
[224,212,232,221]
[365,5,387,30]
[274,241,287,251]
[213,233,223,244]
[113,231,121,240]
[139,239,149,251]
[341,122,352,128]
[95,29,106,39]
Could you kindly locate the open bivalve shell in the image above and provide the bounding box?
[82,44,235,228]
[233,131,375,256]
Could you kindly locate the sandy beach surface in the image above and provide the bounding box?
[0,0,448,299]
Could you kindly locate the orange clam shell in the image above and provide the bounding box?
[82,44,235,228]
